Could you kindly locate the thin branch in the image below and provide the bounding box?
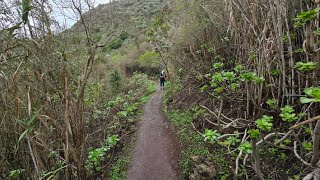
[294,141,312,167]
[236,129,247,175]
[290,116,320,130]
[257,132,286,146]
[302,172,314,180]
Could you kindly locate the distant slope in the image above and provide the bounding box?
[70,0,164,39]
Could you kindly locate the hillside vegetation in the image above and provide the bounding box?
[0,0,161,179]
[1,0,320,179]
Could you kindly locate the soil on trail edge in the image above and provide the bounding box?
[127,88,182,180]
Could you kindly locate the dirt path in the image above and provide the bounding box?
[127,88,182,180]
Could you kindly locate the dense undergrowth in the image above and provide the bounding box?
[160,0,320,179]
[84,73,156,179]
[0,0,160,178]
[1,0,319,179]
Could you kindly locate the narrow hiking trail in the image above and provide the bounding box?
[127,87,182,180]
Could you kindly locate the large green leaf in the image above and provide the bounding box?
[300,97,315,104]
[304,87,320,100]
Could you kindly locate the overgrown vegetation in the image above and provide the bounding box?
[0,0,160,179]
[2,0,319,179]
[161,0,320,179]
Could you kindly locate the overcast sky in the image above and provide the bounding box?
[51,0,111,28]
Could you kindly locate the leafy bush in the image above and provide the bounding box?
[108,38,123,49]
[203,129,220,143]
[138,51,160,67]
[240,141,253,154]
[85,135,120,174]
[127,72,156,95]
[300,87,320,103]
[119,31,129,40]
[294,61,317,71]
[294,8,320,27]
[110,70,122,93]
[84,82,104,107]
[107,31,129,50]
[256,115,273,131]
[280,106,297,122]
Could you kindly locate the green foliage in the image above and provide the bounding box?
[39,161,67,180]
[224,136,241,146]
[304,126,312,134]
[203,129,220,143]
[314,28,320,36]
[138,51,160,67]
[107,96,124,108]
[266,99,278,109]
[21,0,31,24]
[253,76,265,84]
[235,70,264,84]
[300,87,320,103]
[222,71,235,81]
[256,115,273,131]
[119,31,129,40]
[248,129,260,139]
[248,51,257,60]
[7,169,25,179]
[211,72,224,83]
[109,38,123,49]
[294,8,320,27]
[212,55,224,62]
[200,85,208,92]
[16,108,42,143]
[271,69,281,76]
[107,31,129,50]
[110,53,124,62]
[117,111,128,118]
[282,34,296,43]
[84,82,103,107]
[85,135,120,174]
[289,175,301,180]
[92,110,107,120]
[239,142,252,154]
[191,106,206,119]
[221,36,229,42]
[240,72,256,82]
[230,83,240,91]
[110,70,122,93]
[127,72,156,96]
[302,141,312,151]
[165,109,211,177]
[213,62,224,69]
[108,156,130,180]
[294,48,305,54]
[294,61,317,71]
[280,106,298,122]
[166,110,193,126]
[234,64,243,72]
[146,14,169,45]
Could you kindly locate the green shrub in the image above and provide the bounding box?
[110,70,122,93]
[108,38,123,49]
[138,51,160,67]
[119,31,129,40]
[84,82,104,107]
[85,135,120,174]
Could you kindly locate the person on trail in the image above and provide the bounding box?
[160,70,166,90]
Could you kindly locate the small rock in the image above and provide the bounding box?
[191,156,202,163]
[189,156,217,180]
